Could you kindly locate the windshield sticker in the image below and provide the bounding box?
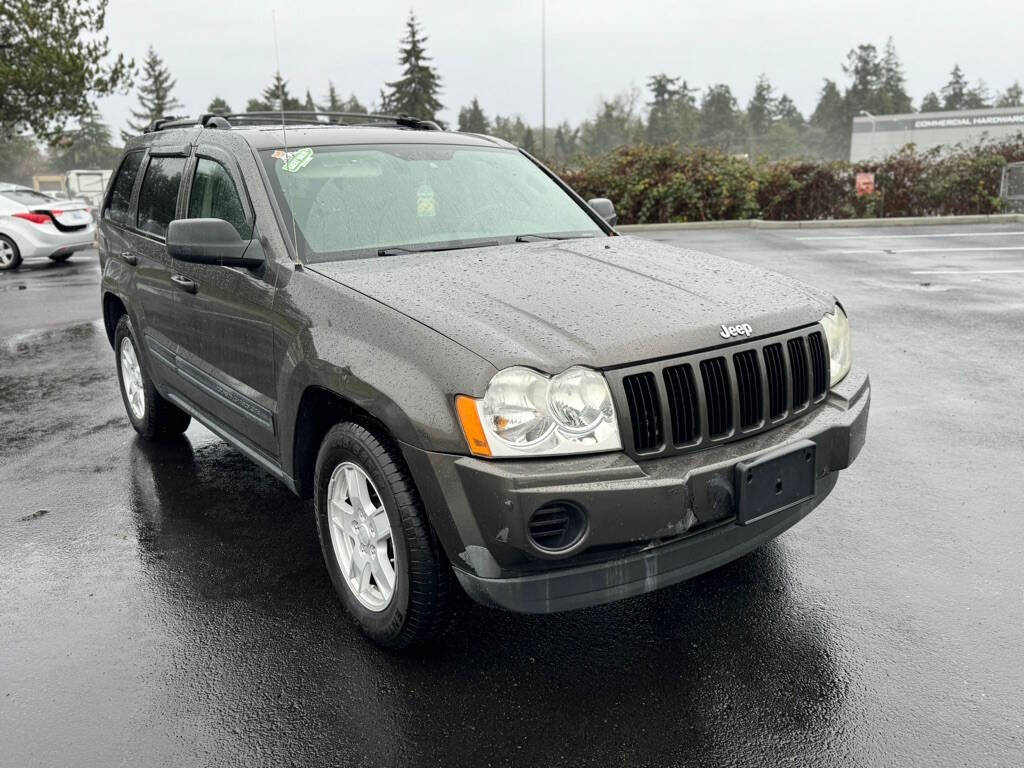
[416,184,436,218]
[281,147,314,173]
[271,149,290,160]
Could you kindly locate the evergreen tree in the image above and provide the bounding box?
[699,84,741,150]
[343,94,368,114]
[52,107,120,171]
[810,79,848,159]
[457,98,490,133]
[247,73,303,112]
[746,74,776,137]
[773,94,804,128]
[1,0,133,143]
[304,89,316,111]
[941,64,970,111]
[522,126,536,154]
[996,82,1023,108]
[920,91,942,112]
[673,80,701,147]
[581,94,641,155]
[491,114,529,145]
[646,73,681,144]
[382,12,443,121]
[122,46,182,140]
[324,82,343,111]
[964,80,991,109]
[553,122,580,163]
[207,97,231,115]
[878,38,913,113]
[843,44,883,119]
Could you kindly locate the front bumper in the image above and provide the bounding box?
[403,367,870,614]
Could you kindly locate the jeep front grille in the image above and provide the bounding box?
[610,326,830,458]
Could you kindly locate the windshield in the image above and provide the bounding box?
[260,144,604,262]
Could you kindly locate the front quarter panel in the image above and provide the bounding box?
[274,265,498,476]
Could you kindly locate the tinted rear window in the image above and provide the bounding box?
[1,189,56,206]
[136,156,185,238]
[105,151,144,227]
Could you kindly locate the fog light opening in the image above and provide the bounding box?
[528,500,587,552]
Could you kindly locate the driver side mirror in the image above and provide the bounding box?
[588,198,617,227]
[166,218,263,268]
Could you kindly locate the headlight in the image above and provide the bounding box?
[820,305,852,387]
[456,366,621,457]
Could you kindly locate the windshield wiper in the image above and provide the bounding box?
[377,240,500,257]
[514,233,591,242]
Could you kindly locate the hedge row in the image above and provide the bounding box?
[558,138,1024,224]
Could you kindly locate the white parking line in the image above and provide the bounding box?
[797,231,1024,241]
[822,245,1024,255]
[911,269,1024,275]
[892,246,1024,254]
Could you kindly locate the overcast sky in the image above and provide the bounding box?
[97,0,1020,137]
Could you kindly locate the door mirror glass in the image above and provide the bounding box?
[166,218,262,267]
[587,197,617,227]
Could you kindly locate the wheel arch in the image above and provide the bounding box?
[290,384,395,499]
[102,291,128,348]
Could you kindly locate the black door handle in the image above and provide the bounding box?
[120,251,137,265]
[170,274,197,293]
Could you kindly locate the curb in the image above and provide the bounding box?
[617,213,1024,233]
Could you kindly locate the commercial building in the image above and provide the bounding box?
[850,106,1024,161]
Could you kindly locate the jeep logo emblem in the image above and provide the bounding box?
[720,323,753,339]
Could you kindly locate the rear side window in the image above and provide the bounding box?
[136,156,185,238]
[105,151,144,227]
[187,158,252,238]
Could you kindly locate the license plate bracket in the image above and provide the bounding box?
[735,440,816,525]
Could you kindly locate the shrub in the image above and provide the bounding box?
[557,135,1024,224]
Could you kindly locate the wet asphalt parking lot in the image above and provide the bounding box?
[2,222,1023,767]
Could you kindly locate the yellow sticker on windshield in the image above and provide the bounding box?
[417,184,436,217]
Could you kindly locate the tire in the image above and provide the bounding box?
[314,421,454,649]
[0,235,22,270]
[114,314,192,439]
[48,252,72,263]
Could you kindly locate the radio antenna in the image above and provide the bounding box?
[271,9,302,266]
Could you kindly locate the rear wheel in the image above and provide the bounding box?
[314,421,454,649]
[0,235,22,270]
[48,252,72,263]
[114,314,191,439]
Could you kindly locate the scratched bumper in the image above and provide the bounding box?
[402,368,869,614]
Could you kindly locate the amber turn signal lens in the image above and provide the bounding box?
[455,395,492,457]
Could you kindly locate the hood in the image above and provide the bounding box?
[309,235,835,372]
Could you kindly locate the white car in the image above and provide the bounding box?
[0,185,95,270]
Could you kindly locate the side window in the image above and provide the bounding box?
[187,158,252,239]
[104,151,144,227]
[136,156,186,238]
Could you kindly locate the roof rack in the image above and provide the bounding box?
[144,111,442,133]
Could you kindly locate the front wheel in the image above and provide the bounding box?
[114,314,192,439]
[314,421,454,649]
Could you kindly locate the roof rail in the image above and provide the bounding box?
[143,111,443,133]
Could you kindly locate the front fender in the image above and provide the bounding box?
[273,268,497,480]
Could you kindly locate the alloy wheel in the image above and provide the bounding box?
[119,337,146,420]
[326,461,396,611]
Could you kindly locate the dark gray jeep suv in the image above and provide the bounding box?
[99,112,869,648]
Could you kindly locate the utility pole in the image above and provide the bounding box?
[541,0,547,156]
